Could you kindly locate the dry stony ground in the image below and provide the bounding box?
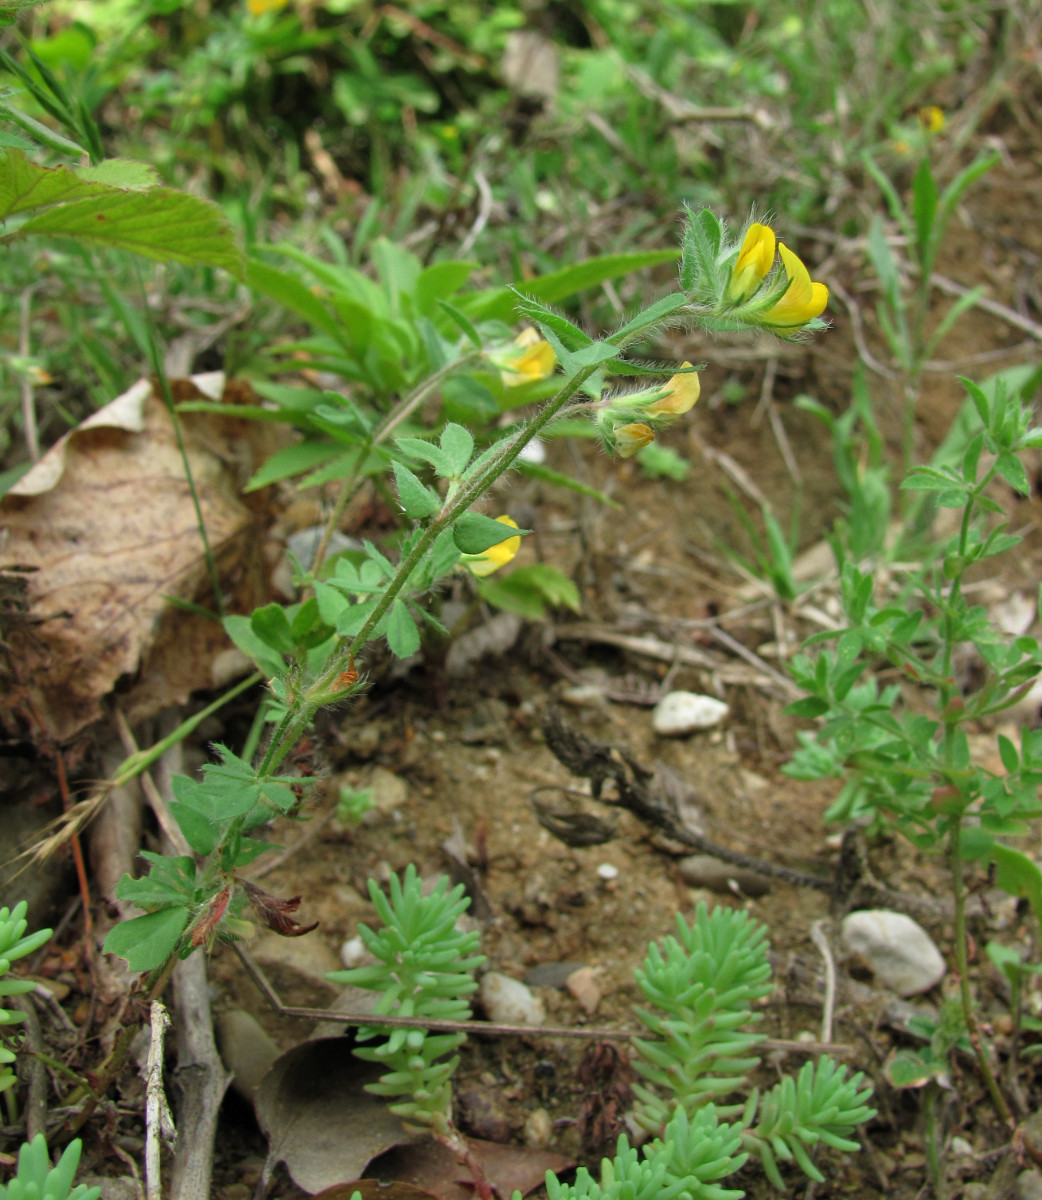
[207,108,1042,1197]
[3,92,1042,1200]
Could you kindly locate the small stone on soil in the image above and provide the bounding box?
[651,691,729,736]
[840,909,946,996]
[480,971,546,1026]
[565,966,602,1014]
[678,854,771,897]
[524,1107,553,1150]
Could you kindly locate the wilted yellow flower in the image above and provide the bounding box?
[761,243,828,329]
[726,222,776,302]
[614,423,655,458]
[499,327,556,387]
[645,362,700,417]
[463,516,522,577]
[918,106,945,133]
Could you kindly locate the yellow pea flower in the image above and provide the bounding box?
[918,106,945,133]
[645,362,700,418]
[614,423,655,458]
[499,327,556,387]
[726,222,776,303]
[248,0,288,11]
[760,243,828,329]
[463,516,522,578]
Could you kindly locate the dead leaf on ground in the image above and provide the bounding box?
[0,373,273,741]
[313,1181,439,1200]
[372,1134,574,1200]
[254,1037,421,1195]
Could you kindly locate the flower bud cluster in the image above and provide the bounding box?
[682,210,829,338]
[595,363,701,458]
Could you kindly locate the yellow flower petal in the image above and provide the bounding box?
[761,243,829,328]
[918,106,945,133]
[615,423,655,458]
[727,222,776,302]
[463,516,521,577]
[645,362,700,418]
[499,328,556,386]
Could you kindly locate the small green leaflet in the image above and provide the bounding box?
[453,512,529,554]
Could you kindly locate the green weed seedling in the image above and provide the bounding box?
[0,902,99,1200]
[329,874,873,1199]
[785,372,1042,1130]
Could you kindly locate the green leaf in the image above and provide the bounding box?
[911,158,938,265]
[394,436,452,475]
[786,697,830,719]
[992,843,1042,921]
[167,802,218,856]
[995,452,1030,495]
[884,1049,939,1089]
[522,249,680,306]
[103,908,190,972]
[511,292,593,352]
[386,600,420,657]
[250,603,295,656]
[0,150,243,276]
[452,512,529,554]
[998,734,1019,773]
[245,442,344,492]
[223,614,285,679]
[479,563,581,619]
[439,423,474,476]
[392,461,440,519]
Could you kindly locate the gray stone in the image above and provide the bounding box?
[652,691,729,737]
[841,909,946,996]
[216,1009,280,1099]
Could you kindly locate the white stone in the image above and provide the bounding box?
[597,863,619,881]
[652,691,729,737]
[479,972,546,1027]
[339,936,367,969]
[841,909,946,996]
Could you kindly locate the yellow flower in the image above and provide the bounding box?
[645,362,700,418]
[614,423,655,458]
[726,222,776,302]
[463,516,522,578]
[760,243,828,329]
[499,328,556,387]
[918,106,945,133]
[247,0,288,11]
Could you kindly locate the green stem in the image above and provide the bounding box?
[948,820,1014,1129]
[259,365,598,778]
[310,355,481,580]
[112,671,262,788]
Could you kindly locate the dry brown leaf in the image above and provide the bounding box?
[254,1038,421,1194]
[0,374,271,741]
[373,1133,574,1200]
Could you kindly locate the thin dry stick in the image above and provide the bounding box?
[809,921,837,1046]
[155,723,231,1200]
[13,996,47,1142]
[235,946,850,1055]
[114,709,192,858]
[458,169,493,255]
[145,1001,175,1200]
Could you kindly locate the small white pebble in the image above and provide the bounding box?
[339,936,366,969]
[597,863,619,881]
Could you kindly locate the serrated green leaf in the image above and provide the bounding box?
[103,907,190,972]
[0,150,243,275]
